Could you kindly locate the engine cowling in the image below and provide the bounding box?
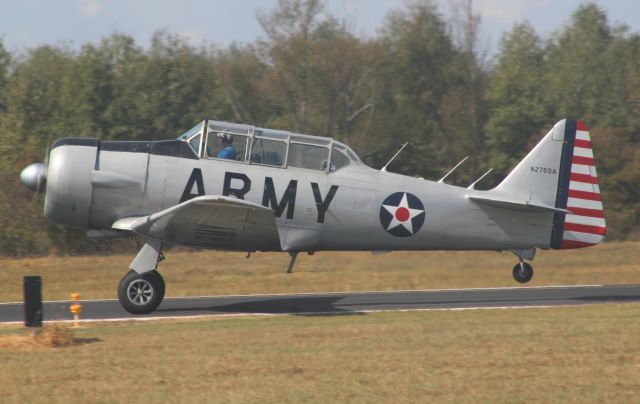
[44,139,98,229]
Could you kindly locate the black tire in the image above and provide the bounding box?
[512,262,533,283]
[117,270,165,314]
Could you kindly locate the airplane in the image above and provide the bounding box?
[19,118,606,314]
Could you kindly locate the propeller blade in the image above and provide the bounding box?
[36,142,51,198]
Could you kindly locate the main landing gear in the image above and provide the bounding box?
[118,239,166,314]
[511,248,535,284]
[512,261,533,283]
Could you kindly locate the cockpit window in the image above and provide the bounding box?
[250,137,286,167]
[346,148,359,161]
[330,145,350,171]
[177,120,364,169]
[288,143,330,171]
[333,140,360,162]
[188,133,202,155]
[177,121,204,141]
[204,132,250,161]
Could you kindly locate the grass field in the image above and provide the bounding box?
[0,241,638,302]
[1,242,639,402]
[1,304,640,402]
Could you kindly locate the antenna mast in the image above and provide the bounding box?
[467,168,493,190]
[381,142,408,172]
[438,156,469,183]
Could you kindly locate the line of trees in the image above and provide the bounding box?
[0,0,638,257]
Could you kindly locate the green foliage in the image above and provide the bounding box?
[591,128,640,239]
[546,4,621,126]
[486,3,640,235]
[216,44,273,125]
[0,40,10,114]
[0,1,638,256]
[377,1,462,178]
[485,22,551,173]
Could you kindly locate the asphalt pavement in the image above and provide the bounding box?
[1,284,639,324]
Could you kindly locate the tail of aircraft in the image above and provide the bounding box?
[493,119,606,249]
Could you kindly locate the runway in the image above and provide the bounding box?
[1,284,639,323]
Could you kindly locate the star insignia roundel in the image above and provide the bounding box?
[379,192,426,237]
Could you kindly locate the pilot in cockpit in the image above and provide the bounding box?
[217,133,237,160]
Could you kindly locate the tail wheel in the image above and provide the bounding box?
[118,270,165,314]
[512,262,533,283]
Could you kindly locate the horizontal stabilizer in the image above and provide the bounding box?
[467,194,571,214]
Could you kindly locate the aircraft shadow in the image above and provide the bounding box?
[154,291,640,317]
[157,296,366,317]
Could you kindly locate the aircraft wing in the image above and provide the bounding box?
[467,194,571,214]
[112,195,281,251]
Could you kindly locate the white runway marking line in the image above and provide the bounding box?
[1,303,614,326]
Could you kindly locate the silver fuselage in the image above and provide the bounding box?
[44,139,553,253]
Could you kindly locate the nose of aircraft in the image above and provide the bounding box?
[20,163,48,193]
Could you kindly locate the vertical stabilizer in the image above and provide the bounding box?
[494,119,606,249]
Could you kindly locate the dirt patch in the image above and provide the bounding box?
[0,324,101,351]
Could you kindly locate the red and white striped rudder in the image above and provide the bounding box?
[552,120,606,249]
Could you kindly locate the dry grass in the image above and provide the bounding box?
[1,242,637,402]
[1,304,639,402]
[0,324,78,351]
[0,241,638,302]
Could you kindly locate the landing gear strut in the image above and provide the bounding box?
[510,248,535,284]
[118,239,165,314]
[287,252,298,273]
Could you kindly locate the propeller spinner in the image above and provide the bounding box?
[20,163,48,193]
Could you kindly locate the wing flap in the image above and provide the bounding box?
[125,196,280,251]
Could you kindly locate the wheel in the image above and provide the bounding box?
[118,270,165,314]
[512,262,533,283]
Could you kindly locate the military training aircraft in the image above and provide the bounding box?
[20,118,606,314]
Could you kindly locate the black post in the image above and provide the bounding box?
[24,276,43,328]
